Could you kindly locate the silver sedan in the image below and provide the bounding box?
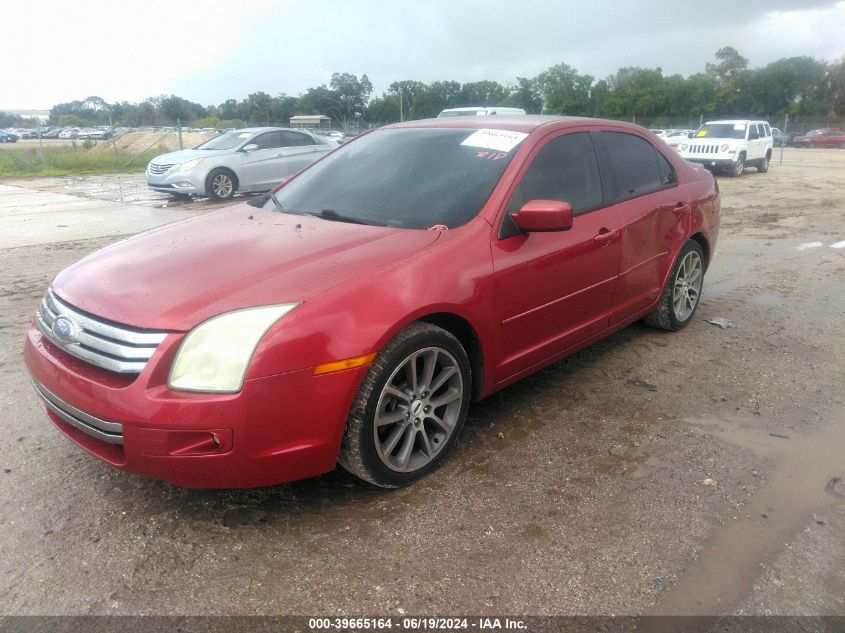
[146,127,337,200]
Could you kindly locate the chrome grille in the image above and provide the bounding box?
[688,144,720,154]
[148,163,174,174]
[31,379,123,445]
[35,288,168,375]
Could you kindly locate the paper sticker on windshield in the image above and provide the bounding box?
[696,130,708,137]
[733,124,745,131]
[461,128,528,153]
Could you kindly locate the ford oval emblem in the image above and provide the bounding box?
[52,315,77,342]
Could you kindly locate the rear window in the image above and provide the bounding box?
[598,132,669,200]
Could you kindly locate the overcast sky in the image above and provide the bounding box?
[4,0,844,110]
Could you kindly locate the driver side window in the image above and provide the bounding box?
[499,132,603,239]
[251,131,282,150]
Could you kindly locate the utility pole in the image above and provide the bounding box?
[177,118,184,150]
[779,113,788,166]
[109,113,118,167]
[399,89,404,122]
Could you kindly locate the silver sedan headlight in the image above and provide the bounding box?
[174,158,205,173]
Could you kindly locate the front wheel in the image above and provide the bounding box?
[644,240,705,331]
[338,323,472,488]
[205,168,236,201]
[730,154,745,177]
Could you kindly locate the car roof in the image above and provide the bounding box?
[384,115,644,135]
[704,119,767,125]
[228,127,314,134]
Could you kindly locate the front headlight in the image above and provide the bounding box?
[174,157,204,172]
[720,144,730,152]
[680,143,688,151]
[168,304,299,393]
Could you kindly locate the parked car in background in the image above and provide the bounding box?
[58,128,79,139]
[437,106,527,117]
[679,119,773,176]
[89,128,113,140]
[662,129,693,148]
[43,128,62,139]
[791,128,845,148]
[771,127,789,147]
[146,127,336,200]
[26,115,719,489]
[0,130,19,143]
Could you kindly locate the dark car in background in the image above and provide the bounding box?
[0,130,19,143]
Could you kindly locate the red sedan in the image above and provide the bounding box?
[25,116,720,489]
[792,128,845,148]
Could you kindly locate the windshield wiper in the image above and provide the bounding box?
[303,209,383,226]
[269,190,284,212]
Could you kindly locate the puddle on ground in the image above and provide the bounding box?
[648,409,845,615]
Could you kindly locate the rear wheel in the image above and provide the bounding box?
[644,240,705,331]
[339,323,471,488]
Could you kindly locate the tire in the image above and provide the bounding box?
[643,240,705,332]
[757,153,770,173]
[205,168,237,201]
[808,142,816,149]
[338,322,472,488]
[730,154,745,177]
[840,142,845,149]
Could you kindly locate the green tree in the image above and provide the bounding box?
[328,73,373,129]
[706,46,748,89]
[535,63,593,115]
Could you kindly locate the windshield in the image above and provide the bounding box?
[694,123,747,140]
[439,110,484,117]
[195,130,254,150]
[263,128,520,229]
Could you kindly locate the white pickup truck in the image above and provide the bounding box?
[678,119,773,177]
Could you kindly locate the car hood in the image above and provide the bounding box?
[149,148,228,165]
[52,206,441,331]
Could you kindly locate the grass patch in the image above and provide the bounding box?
[0,144,168,178]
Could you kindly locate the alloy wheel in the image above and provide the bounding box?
[373,346,464,473]
[212,174,233,198]
[672,250,703,321]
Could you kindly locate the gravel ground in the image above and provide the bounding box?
[0,148,844,616]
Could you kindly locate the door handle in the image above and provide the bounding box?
[593,228,619,244]
[672,202,690,214]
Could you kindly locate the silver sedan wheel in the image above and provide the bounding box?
[212,173,234,198]
[672,250,703,321]
[374,346,464,473]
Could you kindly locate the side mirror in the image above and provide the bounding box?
[242,143,259,152]
[512,200,573,232]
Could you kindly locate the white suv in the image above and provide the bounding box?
[678,120,773,177]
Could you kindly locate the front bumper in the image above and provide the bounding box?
[24,324,368,488]
[681,156,738,169]
[146,167,207,195]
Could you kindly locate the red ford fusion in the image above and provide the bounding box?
[24,116,720,489]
